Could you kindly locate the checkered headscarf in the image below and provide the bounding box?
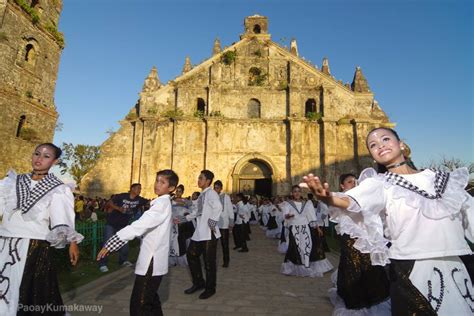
[384,169,449,199]
[16,173,64,214]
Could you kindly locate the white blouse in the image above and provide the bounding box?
[280,200,317,226]
[339,168,473,265]
[0,170,83,248]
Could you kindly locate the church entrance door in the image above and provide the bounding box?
[237,159,273,197]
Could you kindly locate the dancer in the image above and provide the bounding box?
[303,127,473,315]
[233,193,250,252]
[280,185,333,277]
[183,170,222,299]
[265,198,280,239]
[277,196,290,254]
[328,173,390,315]
[0,143,83,315]
[97,169,178,316]
[214,180,234,267]
[169,184,193,266]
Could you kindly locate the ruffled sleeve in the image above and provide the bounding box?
[329,173,391,266]
[420,167,471,220]
[45,185,84,248]
[446,168,474,242]
[461,191,474,243]
[304,201,317,227]
[0,170,18,218]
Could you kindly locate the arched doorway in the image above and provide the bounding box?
[237,159,272,197]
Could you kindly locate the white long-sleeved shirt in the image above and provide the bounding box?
[235,200,250,224]
[113,194,172,276]
[186,186,222,241]
[217,193,234,229]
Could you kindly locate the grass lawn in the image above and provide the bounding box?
[58,239,140,293]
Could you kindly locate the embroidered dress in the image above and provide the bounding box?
[265,204,281,238]
[280,200,333,277]
[0,171,83,316]
[332,167,474,315]
[169,199,191,266]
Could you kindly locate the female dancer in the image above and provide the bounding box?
[328,173,390,315]
[0,143,83,315]
[303,127,473,315]
[280,185,333,277]
[169,184,193,266]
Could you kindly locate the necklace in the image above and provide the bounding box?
[32,171,49,176]
[386,160,407,170]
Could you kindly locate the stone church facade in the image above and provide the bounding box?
[82,15,393,198]
[0,0,64,176]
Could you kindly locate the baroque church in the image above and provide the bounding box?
[0,0,64,175]
[82,15,393,198]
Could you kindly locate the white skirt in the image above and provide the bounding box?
[0,237,29,316]
[409,256,473,315]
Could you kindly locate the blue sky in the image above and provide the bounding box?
[54,0,473,167]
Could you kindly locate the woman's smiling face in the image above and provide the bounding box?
[366,128,403,166]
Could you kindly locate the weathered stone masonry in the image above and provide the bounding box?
[0,0,64,175]
[82,15,394,198]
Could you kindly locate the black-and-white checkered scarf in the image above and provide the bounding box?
[16,173,64,214]
[384,169,449,199]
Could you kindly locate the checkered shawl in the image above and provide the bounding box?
[384,169,449,199]
[16,173,64,214]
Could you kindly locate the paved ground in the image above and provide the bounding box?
[64,226,338,315]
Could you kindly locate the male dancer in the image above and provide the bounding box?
[213,180,234,267]
[183,170,222,299]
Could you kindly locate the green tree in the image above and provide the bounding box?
[59,143,100,188]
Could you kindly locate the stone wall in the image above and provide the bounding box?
[0,0,63,175]
[81,15,394,198]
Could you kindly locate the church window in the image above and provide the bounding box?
[305,98,317,115]
[248,67,267,86]
[197,98,206,114]
[253,24,261,34]
[16,115,26,137]
[247,99,261,118]
[25,44,36,65]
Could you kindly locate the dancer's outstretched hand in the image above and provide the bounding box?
[300,174,331,198]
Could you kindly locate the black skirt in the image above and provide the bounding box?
[337,234,390,309]
[18,239,64,316]
[284,225,325,264]
[266,215,278,230]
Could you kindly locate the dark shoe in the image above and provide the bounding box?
[222,262,229,268]
[184,284,205,294]
[238,248,249,252]
[199,289,216,299]
[233,246,241,250]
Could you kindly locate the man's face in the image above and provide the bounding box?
[214,184,222,194]
[340,177,356,192]
[197,173,210,189]
[131,185,142,196]
[154,176,174,196]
